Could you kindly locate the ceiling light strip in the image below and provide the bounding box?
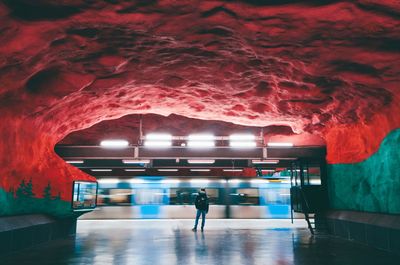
[187,160,215,164]
[252,159,279,164]
[122,159,150,164]
[157,169,179,172]
[66,160,84,164]
[100,140,129,148]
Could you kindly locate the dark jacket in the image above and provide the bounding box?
[194,191,209,212]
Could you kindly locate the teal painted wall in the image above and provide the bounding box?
[0,187,73,218]
[328,129,400,214]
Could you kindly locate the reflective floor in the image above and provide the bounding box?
[1,220,399,265]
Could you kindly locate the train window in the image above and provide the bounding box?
[231,189,259,205]
[72,181,98,210]
[134,189,165,205]
[169,188,197,205]
[169,188,221,205]
[260,188,291,205]
[96,188,107,206]
[109,189,133,205]
[204,189,220,205]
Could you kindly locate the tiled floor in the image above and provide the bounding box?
[1,220,398,265]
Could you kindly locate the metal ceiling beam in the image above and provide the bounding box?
[55,145,326,160]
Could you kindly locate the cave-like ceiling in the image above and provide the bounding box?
[56,113,326,178]
[59,113,326,146]
[1,0,400,201]
[1,0,399,165]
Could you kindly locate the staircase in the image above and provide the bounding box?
[291,185,327,235]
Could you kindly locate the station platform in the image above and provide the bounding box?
[1,219,398,265]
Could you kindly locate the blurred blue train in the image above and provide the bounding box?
[80,177,308,219]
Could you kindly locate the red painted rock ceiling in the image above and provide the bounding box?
[0,1,400,200]
[59,113,326,146]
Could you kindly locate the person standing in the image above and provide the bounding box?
[192,188,209,232]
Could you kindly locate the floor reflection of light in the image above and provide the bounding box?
[7,219,398,265]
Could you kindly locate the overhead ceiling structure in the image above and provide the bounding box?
[55,113,326,177]
[0,0,399,205]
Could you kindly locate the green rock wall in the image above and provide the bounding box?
[328,128,400,214]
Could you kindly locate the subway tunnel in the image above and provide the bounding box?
[0,0,399,263]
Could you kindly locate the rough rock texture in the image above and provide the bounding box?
[0,0,400,216]
[59,113,326,146]
[0,114,93,206]
[328,129,400,214]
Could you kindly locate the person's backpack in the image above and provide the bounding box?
[196,195,208,210]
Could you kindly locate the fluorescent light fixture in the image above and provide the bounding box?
[122,159,150,164]
[220,179,228,184]
[229,134,256,148]
[252,159,279,164]
[187,159,215,164]
[144,141,172,147]
[66,160,84,164]
[145,133,172,140]
[280,193,291,196]
[229,134,255,141]
[187,134,215,148]
[190,179,210,184]
[157,169,178,172]
[267,142,293,147]
[187,141,215,148]
[144,133,172,147]
[190,169,211,172]
[97,178,119,184]
[91,169,112,172]
[124,169,146,172]
[100,140,129,148]
[188,134,215,141]
[223,169,243,172]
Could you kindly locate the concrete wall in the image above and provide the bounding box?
[0,215,77,256]
[326,210,400,255]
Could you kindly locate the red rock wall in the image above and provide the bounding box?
[0,113,93,202]
[325,100,400,164]
[1,1,398,137]
[0,1,399,216]
[59,113,326,147]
